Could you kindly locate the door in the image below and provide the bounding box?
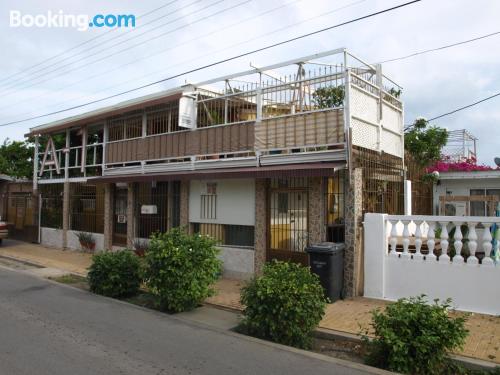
[267,178,309,265]
[113,187,128,246]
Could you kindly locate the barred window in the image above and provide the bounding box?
[108,114,143,141]
[135,181,180,239]
[40,184,64,229]
[191,223,254,247]
[146,102,180,135]
[70,183,104,233]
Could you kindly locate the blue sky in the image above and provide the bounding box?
[0,0,499,165]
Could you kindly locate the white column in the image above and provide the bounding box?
[363,213,387,299]
[414,220,423,260]
[33,136,39,191]
[389,219,398,257]
[439,222,450,262]
[426,221,437,261]
[401,220,411,259]
[467,222,478,265]
[452,222,464,264]
[482,223,494,266]
[404,180,412,215]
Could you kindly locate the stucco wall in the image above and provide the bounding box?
[218,246,254,280]
[40,227,63,249]
[433,175,500,214]
[41,227,104,251]
[189,179,255,226]
[67,230,105,252]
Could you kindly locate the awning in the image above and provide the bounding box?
[92,162,346,183]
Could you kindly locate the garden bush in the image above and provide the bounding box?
[144,228,222,313]
[240,260,327,349]
[364,295,469,374]
[87,250,142,298]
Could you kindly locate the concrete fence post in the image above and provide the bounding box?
[363,213,387,299]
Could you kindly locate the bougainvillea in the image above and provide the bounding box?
[427,157,498,173]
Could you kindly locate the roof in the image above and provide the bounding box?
[438,170,500,180]
[92,162,345,183]
[27,90,182,137]
[0,174,14,182]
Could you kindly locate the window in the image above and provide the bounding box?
[108,114,142,141]
[200,183,217,219]
[192,223,254,247]
[40,184,64,229]
[146,102,180,135]
[470,189,500,216]
[70,183,104,233]
[135,181,180,238]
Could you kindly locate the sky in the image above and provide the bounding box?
[0,0,499,165]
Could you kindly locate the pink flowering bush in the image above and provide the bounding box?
[427,157,498,173]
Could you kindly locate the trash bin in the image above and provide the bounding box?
[306,242,345,302]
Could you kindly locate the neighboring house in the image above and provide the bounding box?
[0,176,37,242]
[27,49,411,296]
[433,170,500,216]
[431,129,500,216]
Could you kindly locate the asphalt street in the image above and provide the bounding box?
[0,265,385,375]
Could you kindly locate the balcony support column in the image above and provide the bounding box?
[254,178,267,275]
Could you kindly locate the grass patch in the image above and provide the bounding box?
[50,274,89,290]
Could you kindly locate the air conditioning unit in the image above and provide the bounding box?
[444,202,467,216]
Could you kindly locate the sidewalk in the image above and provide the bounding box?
[0,240,92,276]
[207,279,500,365]
[2,240,498,365]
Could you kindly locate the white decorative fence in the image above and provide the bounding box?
[364,213,500,315]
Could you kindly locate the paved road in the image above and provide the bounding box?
[0,266,383,375]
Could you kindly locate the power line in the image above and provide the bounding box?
[404,91,500,131]
[381,30,500,64]
[0,0,180,86]
[0,0,355,114]
[0,0,232,96]
[0,0,422,128]
[0,0,195,91]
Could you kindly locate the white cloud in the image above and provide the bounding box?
[0,0,499,164]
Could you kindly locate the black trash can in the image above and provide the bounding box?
[306,242,345,302]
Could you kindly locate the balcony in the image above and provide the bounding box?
[33,49,404,182]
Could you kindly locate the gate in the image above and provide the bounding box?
[267,178,309,265]
[6,193,38,242]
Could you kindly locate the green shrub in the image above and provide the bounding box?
[144,228,222,313]
[87,250,142,298]
[240,260,327,349]
[364,295,469,374]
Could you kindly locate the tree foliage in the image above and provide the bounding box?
[0,139,34,179]
[312,86,344,109]
[404,118,448,167]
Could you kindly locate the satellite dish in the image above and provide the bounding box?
[495,157,500,167]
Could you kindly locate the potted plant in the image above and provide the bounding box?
[76,232,96,253]
[132,238,149,257]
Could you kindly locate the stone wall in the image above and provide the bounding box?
[308,177,326,245]
[344,168,363,297]
[254,178,266,275]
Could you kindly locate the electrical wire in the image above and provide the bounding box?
[0,0,234,96]
[404,91,500,131]
[0,0,181,86]
[0,0,355,114]
[0,0,422,128]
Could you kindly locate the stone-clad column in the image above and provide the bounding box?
[344,168,363,297]
[254,178,267,275]
[180,180,189,229]
[62,181,70,249]
[126,183,135,248]
[308,177,326,245]
[103,183,113,251]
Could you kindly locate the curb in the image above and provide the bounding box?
[314,326,499,372]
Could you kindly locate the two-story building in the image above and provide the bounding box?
[28,48,406,296]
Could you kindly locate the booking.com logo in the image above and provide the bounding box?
[9,10,136,31]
